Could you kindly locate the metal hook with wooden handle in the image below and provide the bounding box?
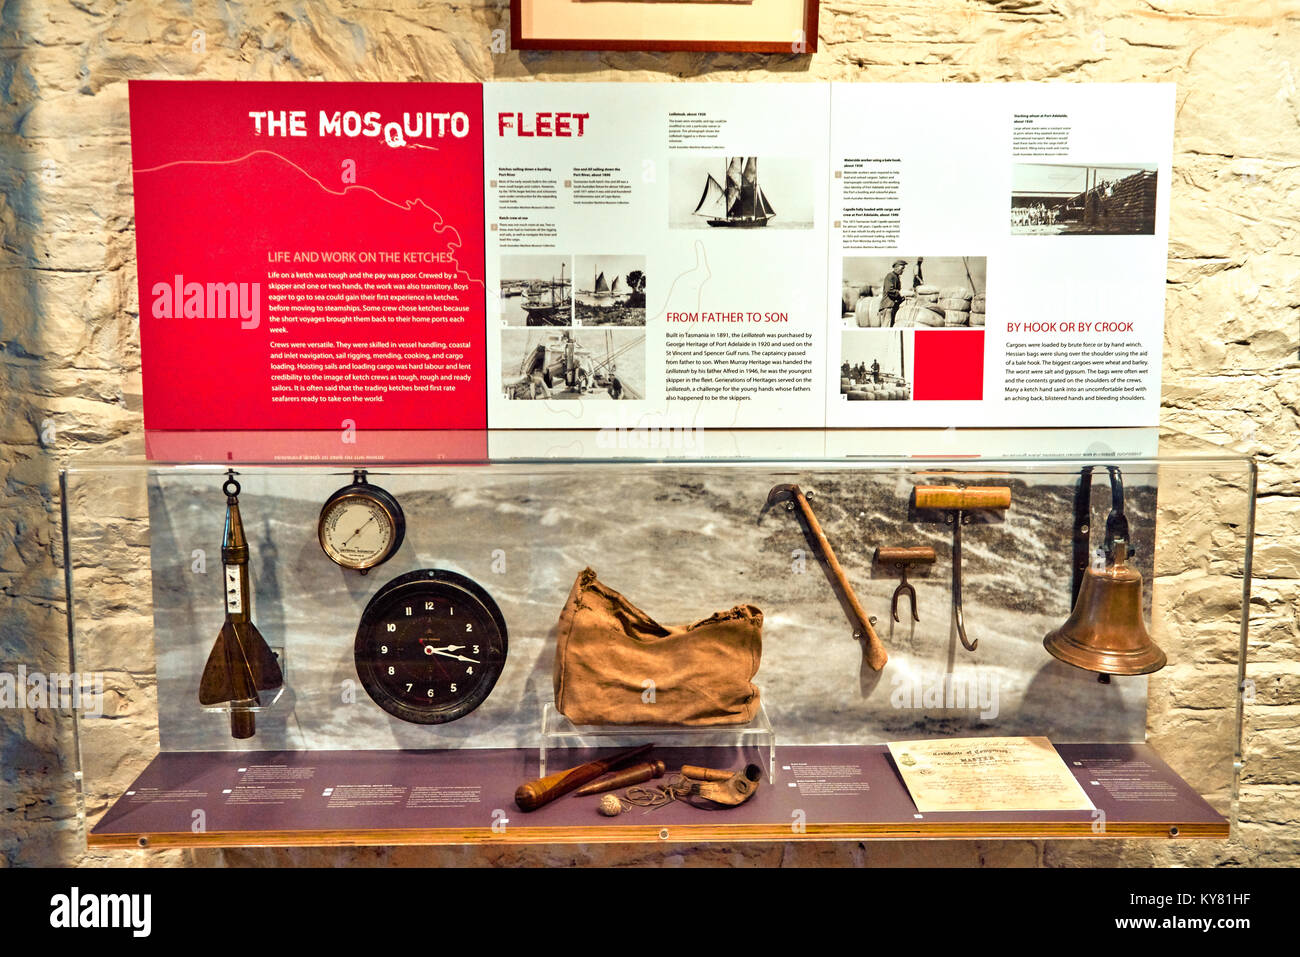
[914,485,1012,652]
[764,483,887,671]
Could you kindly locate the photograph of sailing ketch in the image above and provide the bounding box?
[574,255,646,326]
[669,157,813,230]
[499,254,573,326]
[840,330,913,401]
[501,328,645,401]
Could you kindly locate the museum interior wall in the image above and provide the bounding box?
[0,0,1296,867]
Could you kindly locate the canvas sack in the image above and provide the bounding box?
[553,567,763,726]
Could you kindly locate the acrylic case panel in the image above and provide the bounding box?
[63,432,1254,846]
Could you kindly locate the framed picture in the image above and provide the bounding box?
[510,0,819,53]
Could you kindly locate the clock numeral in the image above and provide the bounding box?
[405,606,413,616]
[386,623,396,633]
[467,667,474,675]
[450,683,458,693]
[425,601,435,611]
[465,623,473,633]
[406,683,413,692]
[473,645,480,654]
[426,688,436,698]
[388,666,395,675]
[380,645,388,654]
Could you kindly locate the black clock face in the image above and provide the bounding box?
[354,569,508,725]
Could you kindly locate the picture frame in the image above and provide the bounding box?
[510,0,819,54]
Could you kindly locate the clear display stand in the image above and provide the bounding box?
[539,702,777,781]
[197,646,288,716]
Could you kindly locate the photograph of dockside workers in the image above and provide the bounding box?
[1011,163,1158,235]
[840,329,913,402]
[841,256,987,329]
[574,255,647,326]
[502,327,645,401]
[499,254,573,326]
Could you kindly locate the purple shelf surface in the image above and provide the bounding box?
[90,742,1227,843]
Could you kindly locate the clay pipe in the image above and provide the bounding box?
[764,483,887,670]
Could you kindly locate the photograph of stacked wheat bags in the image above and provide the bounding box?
[1010,163,1158,235]
[841,256,986,330]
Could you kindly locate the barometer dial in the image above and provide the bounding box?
[318,471,405,573]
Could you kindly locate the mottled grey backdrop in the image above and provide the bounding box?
[140,466,1154,752]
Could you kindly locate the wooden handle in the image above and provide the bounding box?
[572,760,666,797]
[789,488,888,671]
[515,743,653,812]
[681,765,735,782]
[874,546,936,565]
[914,485,1012,511]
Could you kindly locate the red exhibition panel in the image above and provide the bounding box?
[912,330,985,402]
[130,81,486,431]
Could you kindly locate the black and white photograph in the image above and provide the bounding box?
[498,254,573,326]
[573,254,646,326]
[501,327,645,401]
[841,255,987,329]
[840,329,913,402]
[669,156,814,230]
[1011,163,1159,235]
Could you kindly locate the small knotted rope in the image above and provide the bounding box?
[621,774,695,813]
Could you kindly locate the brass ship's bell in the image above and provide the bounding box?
[1043,467,1166,677]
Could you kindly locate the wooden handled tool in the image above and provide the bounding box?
[572,760,666,797]
[913,484,1012,651]
[874,546,937,623]
[515,744,654,812]
[874,546,937,565]
[914,485,1012,511]
[765,484,887,671]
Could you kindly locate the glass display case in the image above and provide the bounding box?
[62,428,1254,848]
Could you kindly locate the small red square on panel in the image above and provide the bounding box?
[913,330,984,401]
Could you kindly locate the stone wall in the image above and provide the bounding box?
[1,0,1296,867]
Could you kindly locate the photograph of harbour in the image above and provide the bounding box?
[499,254,573,326]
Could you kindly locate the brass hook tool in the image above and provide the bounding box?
[913,485,1012,652]
[763,483,888,670]
[873,546,937,622]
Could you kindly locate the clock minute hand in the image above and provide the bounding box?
[426,646,480,664]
